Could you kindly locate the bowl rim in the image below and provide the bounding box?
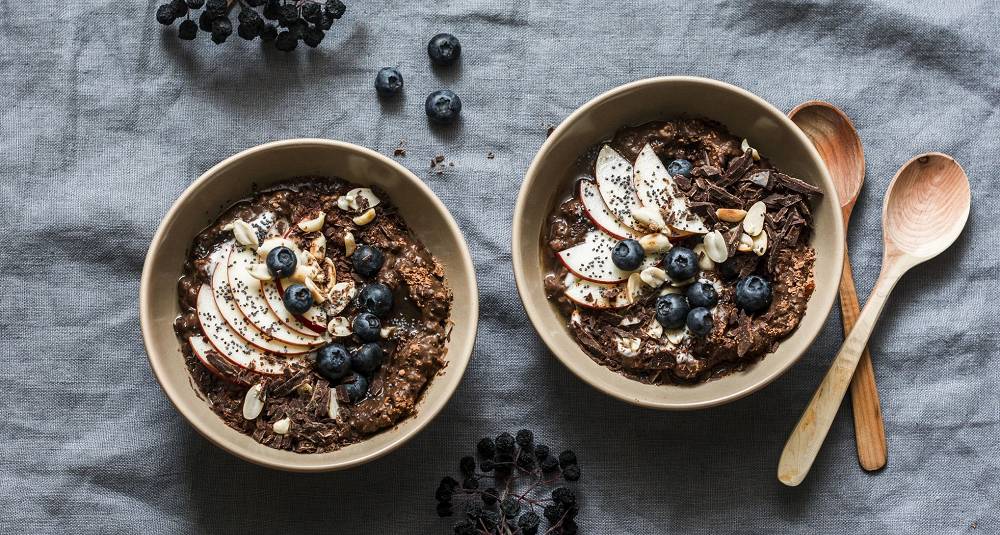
[140,138,479,471]
[512,76,843,410]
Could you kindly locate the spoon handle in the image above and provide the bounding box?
[778,268,902,486]
[839,247,888,470]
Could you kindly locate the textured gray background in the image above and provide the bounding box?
[1,0,998,533]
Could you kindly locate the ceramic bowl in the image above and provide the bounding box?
[512,76,844,409]
[141,139,478,471]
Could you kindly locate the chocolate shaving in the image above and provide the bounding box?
[718,150,754,187]
[772,172,823,196]
[736,312,754,358]
[705,181,742,207]
[692,165,721,179]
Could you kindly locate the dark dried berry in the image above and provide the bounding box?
[259,23,278,41]
[562,519,579,534]
[440,476,459,490]
[205,0,226,17]
[477,437,496,459]
[436,501,453,517]
[303,26,324,47]
[198,10,214,31]
[459,456,476,476]
[302,1,322,22]
[517,512,540,534]
[562,464,581,481]
[479,459,494,472]
[453,521,476,535]
[435,484,453,503]
[461,477,478,490]
[552,487,576,507]
[517,451,535,469]
[515,429,534,449]
[500,496,520,518]
[277,4,298,25]
[558,450,577,469]
[325,0,346,18]
[155,4,177,25]
[539,455,559,472]
[185,0,205,8]
[533,443,550,460]
[262,0,280,20]
[495,432,515,454]
[543,504,564,523]
[275,30,297,51]
[178,19,198,39]
[481,487,498,506]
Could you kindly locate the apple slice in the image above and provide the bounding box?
[224,247,325,347]
[196,284,305,375]
[578,179,636,240]
[595,145,643,230]
[188,335,248,385]
[633,143,709,234]
[556,229,660,283]
[262,278,324,337]
[563,273,629,309]
[275,278,328,333]
[205,264,312,356]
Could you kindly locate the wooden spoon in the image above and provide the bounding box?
[789,101,887,471]
[778,153,970,486]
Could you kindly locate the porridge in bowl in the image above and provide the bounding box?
[544,119,822,384]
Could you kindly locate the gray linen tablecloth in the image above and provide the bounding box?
[2,0,998,533]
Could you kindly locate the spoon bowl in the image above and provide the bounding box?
[789,101,866,213]
[884,153,971,260]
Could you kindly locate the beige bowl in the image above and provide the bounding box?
[512,77,844,409]
[140,139,478,471]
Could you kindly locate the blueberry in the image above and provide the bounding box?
[315,344,351,382]
[686,281,718,308]
[667,159,693,177]
[425,90,462,124]
[664,247,699,280]
[687,307,714,336]
[375,67,403,97]
[266,246,297,278]
[736,275,772,313]
[427,33,461,66]
[655,294,690,329]
[282,283,313,314]
[611,239,644,271]
[352,312,381,342]
[344,375,369,403]
[352,244,384,278]
[358,283,393,317]
[351,343,384,374]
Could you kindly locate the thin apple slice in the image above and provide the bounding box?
[578,179,636,240]
[224,247,325,347]
[563,273,629,309]
[275,278,328,333]
[633,143,709,234]
[262,278,323,337]
[188,335,248,385]
[556,229,660,283]
[595,145,643,230]
[205,266,312,356]
[196,284,304,375]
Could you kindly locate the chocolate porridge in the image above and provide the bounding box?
[544,119,821,384]
[174,178,453,453]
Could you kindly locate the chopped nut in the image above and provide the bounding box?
[245,263,273,281]
[716,208,747,222]
[570,309,582,326]
[344,231,357,256]
[665,327,687,345]
[659,285,682,296]
[242,384,265,420]
[328,394,339,419]
[327,316,351,337]
[743,201,766,237]
[289,263,319,283]
[615,335,641,358]
[738,233,755,252]
[347,188,381,211]
[752,230,768,256]
[645,318,663,339]
[352,208,376,226]
[619,316,642,327]
[297,212,326,233]
[638,233,672,253]
[327,281,356,314]
[741,138,761,161]
[231,218,259,248]
[304,277,326,304]
[309,234,327,259]
[630,206,666,231]
[272,417,291,435]
[703,230,729,263]
[639,266,667,288]
[336,196,352,211]
[693,243,716,271]
[625,273,645,304]
[380,325,397,339]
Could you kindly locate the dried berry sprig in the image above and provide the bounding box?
[155,0,346,51]
[435,429,582,534]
